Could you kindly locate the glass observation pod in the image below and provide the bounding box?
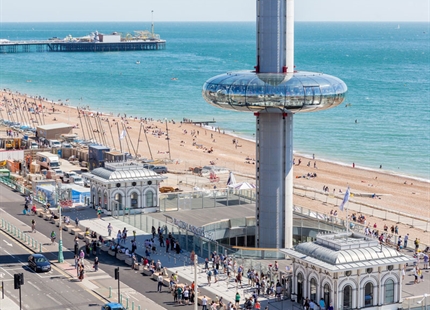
[202,71,348,113]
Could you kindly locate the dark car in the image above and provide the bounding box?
[152,166,168,174]
[28,254,51,272]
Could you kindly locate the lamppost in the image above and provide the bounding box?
[194,254,198,310]
[55,181,65,263]
[165,118,171,160]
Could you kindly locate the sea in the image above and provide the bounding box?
[0,22,429,181]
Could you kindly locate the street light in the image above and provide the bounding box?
[55,181,65,263]
[165,118,171,160]
[194,254,198,310]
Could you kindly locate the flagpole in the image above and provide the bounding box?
[346,201,349,234]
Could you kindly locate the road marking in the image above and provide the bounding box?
[46,294,62,305]
[0,273,4,278]
[27,280,41,291]
[4,249,14,257]
[3,240,12,247]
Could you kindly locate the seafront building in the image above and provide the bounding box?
[282,232,414,310]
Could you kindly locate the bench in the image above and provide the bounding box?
[142,268,153,276]
[108,249,116,256]
[77,232,85,239]
[63,224,74,232]
[116,253,126,261]
[70,228,82,235]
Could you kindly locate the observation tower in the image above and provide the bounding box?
[202,0,347,249]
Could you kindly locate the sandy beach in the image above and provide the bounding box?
[1,89,429,248]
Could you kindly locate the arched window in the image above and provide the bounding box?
[323,283,331,308]
[310,278,317,301]
[364,282,373,306]
[145,191,154,207]
[130,192,138,209]
[384,279,394,304]
[297,273,304,303]
[103,192,108,209]
[98,189,102,205]
[343,285,352,309]
[114,193,123,210]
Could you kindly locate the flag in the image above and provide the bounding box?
[120,130,126,140]
[339,187,350,211]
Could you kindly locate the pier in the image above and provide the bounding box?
[0,40,166,53]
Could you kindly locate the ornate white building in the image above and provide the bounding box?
[282,232,414,310]
[83,162,166,214]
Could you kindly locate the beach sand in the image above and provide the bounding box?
[2,89,429,247]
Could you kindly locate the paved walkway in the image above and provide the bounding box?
[1,207,429,309]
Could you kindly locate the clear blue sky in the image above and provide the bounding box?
[0,0,428,22]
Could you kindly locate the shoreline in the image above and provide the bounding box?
[1,90,429,214]
[4,86,429,181]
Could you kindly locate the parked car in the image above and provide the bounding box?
[52,168,64,179]
[70,175,84,187]
[152,166,168,174]
[101,303,126,310]
[143,164,155,170]
[28,254,51,272]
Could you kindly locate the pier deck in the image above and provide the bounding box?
[0,40,166,53]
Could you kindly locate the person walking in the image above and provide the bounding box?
[50,230,56,244]
[404,233,409,249]
[116,230,122,245]
[31,219,36,233]
[75,217,79,228]
[79,249,85,265]
[201,295,208,310]
[157,273,164,292]
[93,256,99,272]
[107,223,112,237]
[235,292,241,307]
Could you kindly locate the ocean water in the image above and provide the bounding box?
[0,22,429,180]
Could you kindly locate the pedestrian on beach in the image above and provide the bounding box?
[31,219,36,233]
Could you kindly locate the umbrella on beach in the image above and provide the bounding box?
[227,171,237,186]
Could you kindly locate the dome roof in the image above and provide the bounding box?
[294,242,400,265]
[91,165,162,181]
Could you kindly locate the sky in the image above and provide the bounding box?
[0,0,428,23]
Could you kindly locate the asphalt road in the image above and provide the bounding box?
[0,231,104,310]
[0,184,217,310]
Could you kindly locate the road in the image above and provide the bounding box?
[0,184,217,310]
[0,231,105,310]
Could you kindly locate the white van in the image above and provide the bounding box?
[48,140,62,148]
[36,152,61,170]
[62,171,77,183]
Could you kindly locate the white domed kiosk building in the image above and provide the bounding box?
[83,162,166,214]
[282,232,414,310]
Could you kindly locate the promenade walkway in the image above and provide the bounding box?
[1,205,429,309]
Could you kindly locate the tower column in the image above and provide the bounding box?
[256,108,293,248]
